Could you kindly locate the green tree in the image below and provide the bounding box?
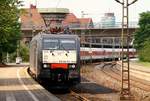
[134,11,150,49]
[138,38,150,62]
[0,0,21,63]
[134,11,150,61]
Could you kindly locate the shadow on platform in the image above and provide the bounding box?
[72,77,118,94]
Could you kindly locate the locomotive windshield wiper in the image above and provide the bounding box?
[48,44,59,55]
[60,44,69,56]
[50,50,55,56]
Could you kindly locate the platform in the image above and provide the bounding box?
[0,64,60,101]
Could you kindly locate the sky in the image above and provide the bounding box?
[22,0,150,22]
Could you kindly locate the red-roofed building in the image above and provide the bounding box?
[20,5,46,43]
[63,13,79,24]
[62,13,80,28]
[20,6,93,43]
[21,5,45,31]
[63,13,93,28]
[78,18,93,28]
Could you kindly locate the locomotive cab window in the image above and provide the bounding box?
[60,39,76,50]
[43,39,59,50]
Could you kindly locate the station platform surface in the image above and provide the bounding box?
[0,64,60,101]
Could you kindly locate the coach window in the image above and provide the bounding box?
[60,39,76,50]
[43,39,59,50]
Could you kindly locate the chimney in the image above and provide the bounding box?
[30,4,36,9]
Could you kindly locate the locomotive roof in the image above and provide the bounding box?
[42,34,78,38]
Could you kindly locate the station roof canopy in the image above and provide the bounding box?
[38,8,69,14]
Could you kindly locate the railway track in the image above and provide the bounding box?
[98,62,150,92]
[28,65,115,101]
[94,62,150,100]
[73,62,149,100]
[44,87,90,101]
[70,90,90,101]
[28,68,90,101]
[27,63,123,101]
[115,64,150,83]
[116,62,150,76]
[27,62,150,101]
[107,66,149,91]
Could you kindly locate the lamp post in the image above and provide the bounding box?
[114,0,138,100]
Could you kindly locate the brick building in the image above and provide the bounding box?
[62,13,93,28]
[20,5,93,43]
[20,5,45,43]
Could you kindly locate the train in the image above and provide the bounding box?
[29,32,136,86]
[80,47,136,61]
[29,33,81,86]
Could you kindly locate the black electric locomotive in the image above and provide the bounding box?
[29,33,80,85]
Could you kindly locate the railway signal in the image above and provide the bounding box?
[114,0,138,100]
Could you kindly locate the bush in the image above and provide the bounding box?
[9,43,29,62]
[138,38,150,62]
[19,43,29,62]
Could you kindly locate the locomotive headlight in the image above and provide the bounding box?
[43,64,49,68]
[72,65,75,68]
[69,64,76,69]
